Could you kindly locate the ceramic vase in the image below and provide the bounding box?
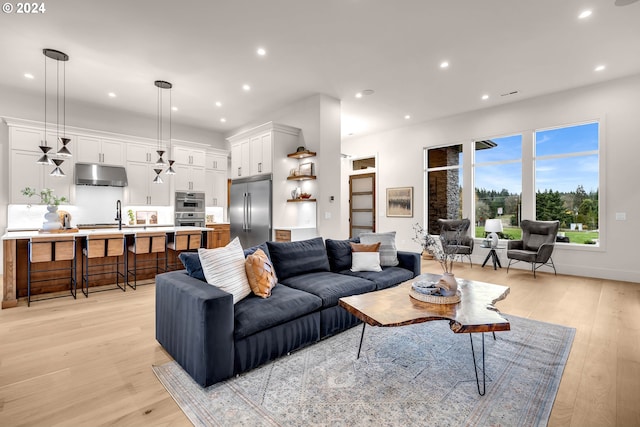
[42,205,62,231]
[438,272,458,296]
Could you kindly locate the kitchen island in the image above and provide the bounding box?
[1,226,215,309]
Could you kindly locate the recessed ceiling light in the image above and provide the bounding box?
[220,118,227,123]
[578,10,592,19]
[24,73,34,79]
[215,101,222,107]
[615,0,639,6]
[404,115,411,120]
[108,92,116,98]
[242,84,251,91]
[171,106,178,111]
[440,61,449,69]
[595,65,606,72]
[362,89,375,96]
[355,92,363,98]
[257,47,266,56]
[482,94,490,100]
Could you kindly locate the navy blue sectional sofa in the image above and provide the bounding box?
[155,237,420,387]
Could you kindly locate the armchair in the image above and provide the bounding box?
[438,218,474,267]
[507,220,559,277]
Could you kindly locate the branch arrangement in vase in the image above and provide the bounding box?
[21,187,68,206]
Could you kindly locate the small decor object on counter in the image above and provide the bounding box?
[413,222,461,296]
[127,209,135,225]
[22,187,67,231]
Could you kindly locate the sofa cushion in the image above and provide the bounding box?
[359,231,399,267]
[280,271,376,307]
[267,237,330,281]
[325,237,359,272]
[340,266,414,290]
[350,252,382,272]
[198,237,251,304]
[245,249,277,298]
[234,284,322,340]
[243,242,271,259]
[178,252,205,281]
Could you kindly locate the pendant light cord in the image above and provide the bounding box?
[43,51,47,146]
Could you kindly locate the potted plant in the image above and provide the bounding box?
[127,209,135,225]
[21,187,68,230]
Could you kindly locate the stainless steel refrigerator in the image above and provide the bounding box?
[229,176,272,248]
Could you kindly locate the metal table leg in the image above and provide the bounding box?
[469,332,486,396]
[357,323,366,359]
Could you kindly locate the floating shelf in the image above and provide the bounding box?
[287,150,316,159]
[287,175,316,181]
[287,198,317,203]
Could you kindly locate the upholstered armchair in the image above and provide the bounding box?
[438,218,474,267]
[507,220,559,277]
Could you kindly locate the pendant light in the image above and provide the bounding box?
[154,80,175,181]
[41,48,71,176]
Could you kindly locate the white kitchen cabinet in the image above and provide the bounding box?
[205,152,228,171]
[126,143,156,163]
[250,132,272,175]
[205,169,228,208]
[173,146,206,168]
[174,164,206,192]
[172,145,206,191]
[230,139,251,178]
[9,126,75,204]
[227,122,298,179]
[76,136,124,165]
[126,161,170,206]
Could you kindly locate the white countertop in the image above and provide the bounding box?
[2,226,210,240]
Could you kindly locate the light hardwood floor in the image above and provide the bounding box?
[0,262,638,426]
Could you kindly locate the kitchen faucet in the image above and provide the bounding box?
[115,199,122,230]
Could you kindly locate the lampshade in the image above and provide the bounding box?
[484,219,503,248]
[484,219,504,233]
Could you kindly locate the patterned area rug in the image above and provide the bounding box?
[153,315,574,427]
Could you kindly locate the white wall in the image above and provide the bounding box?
[342,74,640,283]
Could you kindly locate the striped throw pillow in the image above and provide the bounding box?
[198,237,251,304]
[359,231,399,267]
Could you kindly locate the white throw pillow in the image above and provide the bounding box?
[198,237,251,304]
[350,252,382,272]
[359,231,399,267]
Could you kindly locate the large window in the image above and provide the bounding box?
[424,121,600,246]
[535,122,599,245]
[474,135,522,239]
[425,145,463,234]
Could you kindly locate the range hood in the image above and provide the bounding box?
[75,163,128,187]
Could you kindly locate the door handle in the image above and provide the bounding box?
[246,192,251,231]
[258,162,262,173]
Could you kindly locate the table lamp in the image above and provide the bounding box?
[484,219,503,248]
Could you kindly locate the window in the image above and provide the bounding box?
[425,145,463,234]
[474,135,522,239]
[535,122,599,245]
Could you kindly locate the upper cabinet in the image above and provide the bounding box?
[76,136,124,165]
[126,143,156,163]
[172,145,207,192]
[173,145,206,168]
[8,125,75,204]
[206,152,228,171]
[227,122,300,180]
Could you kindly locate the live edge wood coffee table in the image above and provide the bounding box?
[339,273,510,395]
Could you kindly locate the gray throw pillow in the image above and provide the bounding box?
[359,231,399,267]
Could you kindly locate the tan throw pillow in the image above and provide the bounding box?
[350,242,381,252]
[245,249,277,298]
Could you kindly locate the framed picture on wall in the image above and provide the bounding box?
[386,187,413,217]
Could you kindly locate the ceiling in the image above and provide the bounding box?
[1,0,640,139]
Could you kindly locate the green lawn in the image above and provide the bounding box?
[475,226,599,244]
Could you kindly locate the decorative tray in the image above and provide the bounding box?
[409,279,461,304]
[409,289,461,304]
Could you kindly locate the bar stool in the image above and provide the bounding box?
[27,235,77,307]
[126,231,167,290]
[81,233,126,297]
[166,229,202,270]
